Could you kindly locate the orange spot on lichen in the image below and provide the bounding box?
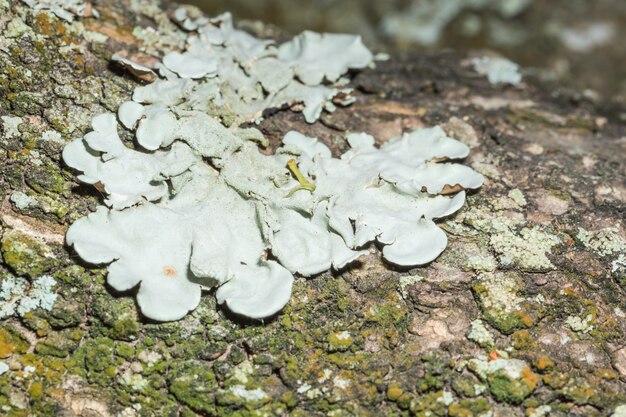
[163,266,177,278]
[534,355,555,372]
[521,367,540,390]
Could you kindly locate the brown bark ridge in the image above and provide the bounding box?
[0,1,625,416]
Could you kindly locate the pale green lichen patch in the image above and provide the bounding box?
[5,17,32,39]
[565,314,594,334]
[491,226,561,269]
[577,227,625,257]
[460,206,561,271]
[490,188,527,210]
[1,1,626,416]
[10,191,39,210]
[613,254,626,275]
[119,370,149,392]
[456,240,498,272]
[465,254,498,272]
[0,273,58,318]
[467,319,495,348]
[0,116,23,142]
[507,188,527,207]
[397,273,423,298]
[21,0,99,23]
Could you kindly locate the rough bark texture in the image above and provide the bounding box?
[0,1,625,417]
[190,0,626,102]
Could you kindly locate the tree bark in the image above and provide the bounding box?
[0,1,625,416]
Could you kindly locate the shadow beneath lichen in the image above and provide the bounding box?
[217,303,282,327]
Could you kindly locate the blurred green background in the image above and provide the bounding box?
[184,0,626,103]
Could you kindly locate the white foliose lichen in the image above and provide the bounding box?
[20,0,98,22]
[613,405,626,417]
[0,274,58,318]
[0,361,8,376]
[114,12,373,125]
[381,0,533,46]
[63,11,483,321]
[472,56,522,85]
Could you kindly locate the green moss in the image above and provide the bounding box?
[487,367,538,405]
[168,360,217,414]
[409,390,448,417]
[396,392,413,410]
[215,389,247,408]
[327,331,353,352]
[21,311,52,336]
[451,373,485,398]
[47,293,85,329]
[109,316,140,341]
[542,371,568,389]
[448,398,491,417]
[365,292,410,328]
[172,333,228,361]
[8,91,42,115]
[416,352,452,393]
[68,337,123,385]
[1,229,57,278]
[90,291,140,341]
[34,330,81,357]
[289,409,313,417]
[54,266,104,287]
[27,381,44,399]
[24,162,72,196]
[115,343,135,360]
[280,390,298,408]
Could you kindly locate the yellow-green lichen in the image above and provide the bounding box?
[469,357,539,405]
[1,230,57,278]
[448,398,491,417]
[327,331,353,352]
[472,273,540,334]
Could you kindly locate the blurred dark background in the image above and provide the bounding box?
[184,0,625,104]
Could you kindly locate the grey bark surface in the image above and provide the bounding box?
[0,1,625,416]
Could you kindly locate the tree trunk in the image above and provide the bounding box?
[0,1,625,416]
